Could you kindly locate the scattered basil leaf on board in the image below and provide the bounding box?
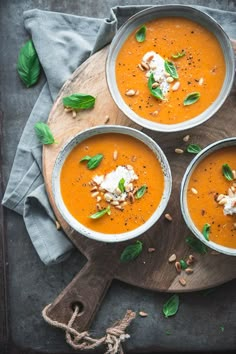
[17,40,41,88]
[34,122,55,145]
[164,60,179,79]
[172,50,186,59]
[80,155,91,162]
[63,94,95,110]
[222,163,233,181]
[186,144,202,154]
[163,294,179,318]
[135,25,146,42]
[135,185,147,199]
[179,259,188,270]
[87,154,103,170]
[120,240,143,263]
[202,223,211,241]
[90,206,111,219]
[118,178,125,193]
[183,92,200,106]
[185,236,208,254]
[148,73,164,100]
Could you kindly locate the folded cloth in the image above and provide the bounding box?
[2,5,236,265]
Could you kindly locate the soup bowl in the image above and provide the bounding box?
[52,125,172,243]
[106,5,235,132]
[181,137,236,256]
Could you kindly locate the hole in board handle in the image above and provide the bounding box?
[71,301,84,316]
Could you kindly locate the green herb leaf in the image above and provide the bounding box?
[179,259,188,270]
[164,60,178,79]
[220,325,224,332]
[165,330,171,335]
[148,73,164,100]
[120,240,143,263]
[186,144,202,154]
[80,155,91,162]
[118,178,125,193]
[135,25,146,42]
[87,154,103,170]
[185,236,208,254]
[34,122,55,145]
[163,294,179,318]
[17,40,41,88]
[172,50,186,59]
[202,223,211,241]
[89,206,111,219]
[183,92,200,106]
[135,185,147,199]
[222,164,233,181]
[63,94,96,110]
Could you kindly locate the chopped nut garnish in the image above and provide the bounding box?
[55,220,61,230]
[183,134,190,142]
[168,254,176,263]
[175,148,184,154]
[179,277,186,286]
[91,191,99,198]
[185,267,194,274]
[166,77,174,83]
[191,187,198,195]
[113,150,118,161]
[72,110,77,118]
[141,61,150,70]
[175,261,181,273]
[148,247,156,253]
[104,115,110,123]
[139,311,148,317]
[165,213,172,221]
[125,89,136,96]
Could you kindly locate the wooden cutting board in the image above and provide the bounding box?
[43,44,236,331]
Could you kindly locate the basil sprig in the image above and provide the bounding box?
[163,294,179,318]
[135,185,147,199]
[185,236,208,254]
[222,164,233,181]
[90,206,111,219]
[186,144,202,154]
[120,240,143,263]
[80,153,103,169]
[17,40,41,88]
[202,223,210,241]
[172,50,185,59]
[164,60,178,79]
[34,122,55,145]
[148,73,164,100]
[118,178,125,193]
[135,25,146,42]
[63,94,95,110]
[183,92,200,106]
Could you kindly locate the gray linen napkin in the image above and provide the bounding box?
[2,5,236,265]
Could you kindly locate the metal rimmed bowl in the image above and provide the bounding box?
[106,5,235,132]
[180,137,236,256]
[52,125,172,243]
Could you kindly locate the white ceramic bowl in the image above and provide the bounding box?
[180,137,236,256]
[106,5,235,132]
[52,125,172,242]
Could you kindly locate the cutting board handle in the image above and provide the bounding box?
[46,260,112,331]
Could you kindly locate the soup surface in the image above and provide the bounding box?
[187,146,236,248]
[116,17,225,124]
[60,133,164,234]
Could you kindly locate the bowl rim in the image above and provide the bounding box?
[180,137,236,256]
[52,124,172,243]
[106,4,235,132]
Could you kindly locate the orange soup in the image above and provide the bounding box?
[60,133,164,234]
[116,17,225,124]
[187,147,236,248]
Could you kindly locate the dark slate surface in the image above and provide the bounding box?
[0,0,236,353]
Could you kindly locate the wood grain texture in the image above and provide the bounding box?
[43,45,236,330]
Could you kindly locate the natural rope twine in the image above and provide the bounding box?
[42,304,136,354]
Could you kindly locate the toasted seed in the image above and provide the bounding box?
[131,155,137,162]
[96,196,102,202]
[164,71,171,77]
[64,107,72,112]
[128,192,135,204]
[148,247,156,253]
[111,200,119,206]
[55,220,61,230]
[139,311,148,317]
[198,77,204,85]
[135,90,140,96]
[90,186,98,192]
[233,223,236,229]
[126,164,133,170]
[115,187,122,196]
[120,201,128,207]
[152,82,159,89]
[175,148,184,154]
[152,110,159,116]
[115,205,124,210]
[217,194,225,202]
[218,197,227,205]
[125,183,133,192]
[232,170,236,180]
[179,277,186,286]
[231,186,235,192]
[141,61,150,70]
[167,76,174,83]
[104,192,113,202]
[168,254,177,263]
[125,89,136,96]
[96,203,102,211]
[172,81,180,91]
[188,254,195,263]
[191,187,198,195]
[104,115,110,123]
[228,188,234,197]
[183,134,190,142]
[113,149,118,161]
[91,191,99,198]
[138,63,144,71]
[146,54,154,62]
[185,267,194,274]
[72,110,77,118]
[165,213,173,221]
[175,261,181,273]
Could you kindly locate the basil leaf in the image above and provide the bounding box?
[135,25,146,42]
[172,50,186,59]
[135,185,147,199]
[87,154,103,170]
[34,122,55,145]
[186,144,202,154]
[80,155,91,162]
[120,240,143,263]
[148,73,164,100]
[222,164,233,181]
[90,206,111,219]
[164,60,178,79]
[180,259,188,270]
[163,294,179,318]
[17,40,41,88]
[185,236,208,254]
[63,94,96,110]
[118,178,125,193]
[183,92,200,106]
[202,223,211,241]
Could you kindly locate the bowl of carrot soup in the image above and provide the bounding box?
[52,125,172,242]
[181,138,236,256]
[106,5,235,132]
